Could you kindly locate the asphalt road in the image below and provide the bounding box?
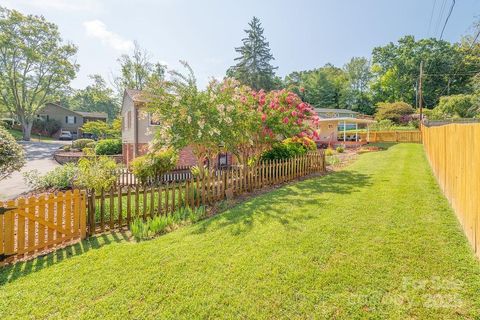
[0,141,68,200]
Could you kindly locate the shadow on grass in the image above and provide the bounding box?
[0,231,130,286]
[192,170,372,236]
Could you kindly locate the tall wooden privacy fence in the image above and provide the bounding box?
[0,190,87,265]
[422,123,480,258]
[358,130,422,143]
[88,151,326,234]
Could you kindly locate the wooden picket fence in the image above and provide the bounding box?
[88,151,326,234]
[422,123,480,258]
[358,130,422,143]
[0,189,87,265]
[117,166,193,185]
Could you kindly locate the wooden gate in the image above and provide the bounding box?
[0,189,87,265]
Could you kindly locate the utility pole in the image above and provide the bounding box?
[419,61,423,126]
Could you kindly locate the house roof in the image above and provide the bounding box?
[76,111,107,119]
[125,89,146,102]
[317,117,376,124]
[315,108,359,114]
[42,103,107,119]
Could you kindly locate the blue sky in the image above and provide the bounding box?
[4,0,480,89]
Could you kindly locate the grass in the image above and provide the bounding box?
[6,127,54,142]
[1,143,480,319]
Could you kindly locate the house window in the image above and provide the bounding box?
[65,116,76,124]
[127,111,131,129]
[37,114,49,121]
[149,113,161,126]
[218,153,228,167]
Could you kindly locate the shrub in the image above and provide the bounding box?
[432,94,479,119]
[86,141,96,148]
[326,155,340,166]
[0,126,25,181]
[72,138,95,150]
[32,118,61,136]
[82,147,95,154]
[76,155,118,192]
[130,148,178,184]
[129,206,206,241]
[23,163,78,190]
[371,119,394,131]
[336,146,345,153]
[325,148,335,156]
[63,145,71,152]
[95,139,122,155]
[375,102,415,124]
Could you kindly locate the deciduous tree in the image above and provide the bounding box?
[0,7,78,140]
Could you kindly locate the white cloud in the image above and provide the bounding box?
[83,20,134,52]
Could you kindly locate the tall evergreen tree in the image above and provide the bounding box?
[227,17,278,90]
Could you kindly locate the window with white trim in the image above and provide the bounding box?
[66,116,76,124]
[149,113,161,126]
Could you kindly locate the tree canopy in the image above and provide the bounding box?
[0,6,78,140]
[227,17,278,91]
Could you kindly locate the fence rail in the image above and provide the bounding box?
[422,123,480,258]
[117,166,194,186]
[89,151,326,235]
[0,190,86,265]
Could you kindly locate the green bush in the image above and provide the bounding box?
[129,206,206,241]
[95,139,122,155]
[72,138,95,150]
[32,118,61,136]
[336,146,345,153]
[23,163,78,190]
[375,102,415,124]
[371,119,394,131]
[325,148,334,156]
[130,148,178,184]
[76,155,118,192]
[86,141,96,148]
[261,136,316,161]
[63,145,71,152]
[0,126,25,181]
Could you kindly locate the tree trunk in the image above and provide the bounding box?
[21,119,33,141]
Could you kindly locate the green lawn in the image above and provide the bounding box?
[1,143,480,319]
[6,128,54,141]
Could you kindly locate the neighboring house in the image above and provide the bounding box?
[313,108,375,146]
[121,89,232,167]
[36,103,107,137]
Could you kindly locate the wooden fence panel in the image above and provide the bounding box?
[358,130,422,143]
[423,123,480,258]
[0,190,87,265]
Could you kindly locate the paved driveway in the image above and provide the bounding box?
[0,141,68,200]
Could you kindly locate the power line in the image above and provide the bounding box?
[439,0,456,40]
[427,0,438,37]
[434,0,448,37]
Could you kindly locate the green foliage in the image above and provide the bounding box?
[371,119,394,131]
[374,101,414,124]
[86,141,96,148]
[68,75,118,120]
[336,146,345,153]
[23,163,77,190]
[261,142,305,161]
[63,145,71,152]
[370,35,477,107]
[0,7,78,140]
[326,155,340,166]
[129,206,207,241]
[0,126,25,180]
[32,118,61,136]
[325,148,334,156]
[72,139,95,150]
[431,94,479,119]
[114,41,166,94]
[76,155,118,191]
[94,139,122,155]
[130,148,178,184]
[227,17,278,90]
[81,119,121,139]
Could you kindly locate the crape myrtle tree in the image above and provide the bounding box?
[0,7,78,140]
[227,16,279,91]
[146,62,319,172]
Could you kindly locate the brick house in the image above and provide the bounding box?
[121,89,232,167]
